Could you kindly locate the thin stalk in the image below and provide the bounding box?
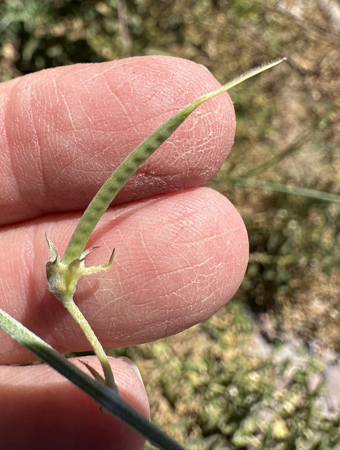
[63,295,116,391]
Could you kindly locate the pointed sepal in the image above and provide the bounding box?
[79,360,105,385]
[46,236,115,303]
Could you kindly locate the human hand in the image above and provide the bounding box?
[0,56,248,449]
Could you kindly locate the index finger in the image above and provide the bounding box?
[0,56,235,226]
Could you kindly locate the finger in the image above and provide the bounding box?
[0,56,235,226]
[0,356,149,450]
[0,187,248,364]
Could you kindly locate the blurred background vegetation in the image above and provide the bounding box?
[1,0,340,448]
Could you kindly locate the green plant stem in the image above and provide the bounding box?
[63,295,116,391]
[0,307,184,450]
[231,177,340,203]
[238,128,312,178]
[62,58,286,265]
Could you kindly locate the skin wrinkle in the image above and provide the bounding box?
[54,78,77,132]
[6,82,44,219]
[151,258,213,279]
[78,77,116,127]
[54,113,109,182]
[55,64,99,83]
[77,96,95,128]
[35,86,58,212]
[6,232,34,308]
[162,247,211,280]
[0,81,15,209]
[137,258,216,308]
[171,144,206,171]
[24,91,60,215]
[105,80,141,140]
[53,160,89,186]
[134,76,180,113]
[160,276,207,303]
[105,67,171,127]
[25,83,44,184]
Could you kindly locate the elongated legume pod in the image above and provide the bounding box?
[62,58,285,265]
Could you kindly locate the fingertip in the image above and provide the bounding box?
[0,187,248,363]
[1,56,235,224]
